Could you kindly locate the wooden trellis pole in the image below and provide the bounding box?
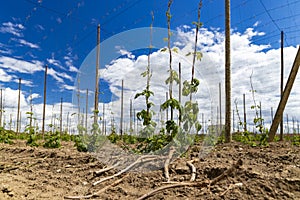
[16,78,21,133]
[225,0,231,142]
[280,31,284,140]
[120,79,124,135]
[94,24,100,128]
[243,93,247,132]
[42,65,48,137]
[60,97,63,134]
[0,89,2,127]
[85,89,88,133]
[268,46,300,142]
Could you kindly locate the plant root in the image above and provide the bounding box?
[209,159,243,186]
[220,182,243,197]
[93,155,161,186]
[164,146,175,182]
[186,159,197,181]
[64,174,128,199]
[94,162,120,176]
[137,159,243,200]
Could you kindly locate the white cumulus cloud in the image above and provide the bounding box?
[0,56,44,74]
[0,22,24,37]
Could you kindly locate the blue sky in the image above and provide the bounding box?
[0,0,300,133]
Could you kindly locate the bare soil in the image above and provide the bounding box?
[0,140,299,200]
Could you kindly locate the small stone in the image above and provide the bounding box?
[234,182,243,187]
[8,191,14,197]
[82,181,88,186]
[56,169,61,173]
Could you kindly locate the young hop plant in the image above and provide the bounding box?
[25,111,39,147]
[135,11,157,137]
[181,0,203,134]
[249,72,268,146]
[160,0,181,137]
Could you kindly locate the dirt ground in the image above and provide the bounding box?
[0,140,299,200]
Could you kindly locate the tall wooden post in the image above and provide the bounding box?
[280,31,284,141]
[243,94,247,132]
[179,63,182,126]
[130,99,133,133]
[292,117,295,134]
[29,90,33,129]
[232,109,235,132]
[94,24,100,128]
[85,89,88,133]
[60,98,63,134]
[19,112,22,133]
[219,82,222,127]
[66,112,69,134]
[202,113,204,133]
[225,0,231,142]
[217,106,219,132]
[102,103,105,134]
[77,79,81,126]
[0,89,2,127]
[120,79,124,135]
[268,47,300,142]
[16,78,21,133]
[286,114,289,134]
[133,108,136,134]
[9,114,12,130]
[42,65,48,137]
[271,107,274,122]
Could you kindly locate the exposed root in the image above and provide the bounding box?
[209,159,243,186]
[186,159,197,181]
[93,155,161,186]
[64,174,128,199]
[137,159,243,200]
[164,146,175,182]
[137,181,208,200]
[94,162,120,175]
[220,182,243,197]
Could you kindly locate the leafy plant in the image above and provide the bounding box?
[185,0,203,101]
[249,72,268,145]
[60,132,72,142]
[43,131,61,148]
[139,134,173,153]
[26,128,39,147]
[135,11,156,137]
[73,135,88,152]
[160,0,180,132]
[182,79,200,96]
[180,1,203,136]
[0,127,13,144]
[24,111,40,147]
[291,134,300,146]
[86,133,106,152]
[232,131,258,147]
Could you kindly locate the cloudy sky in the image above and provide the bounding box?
[0,0,300,134]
